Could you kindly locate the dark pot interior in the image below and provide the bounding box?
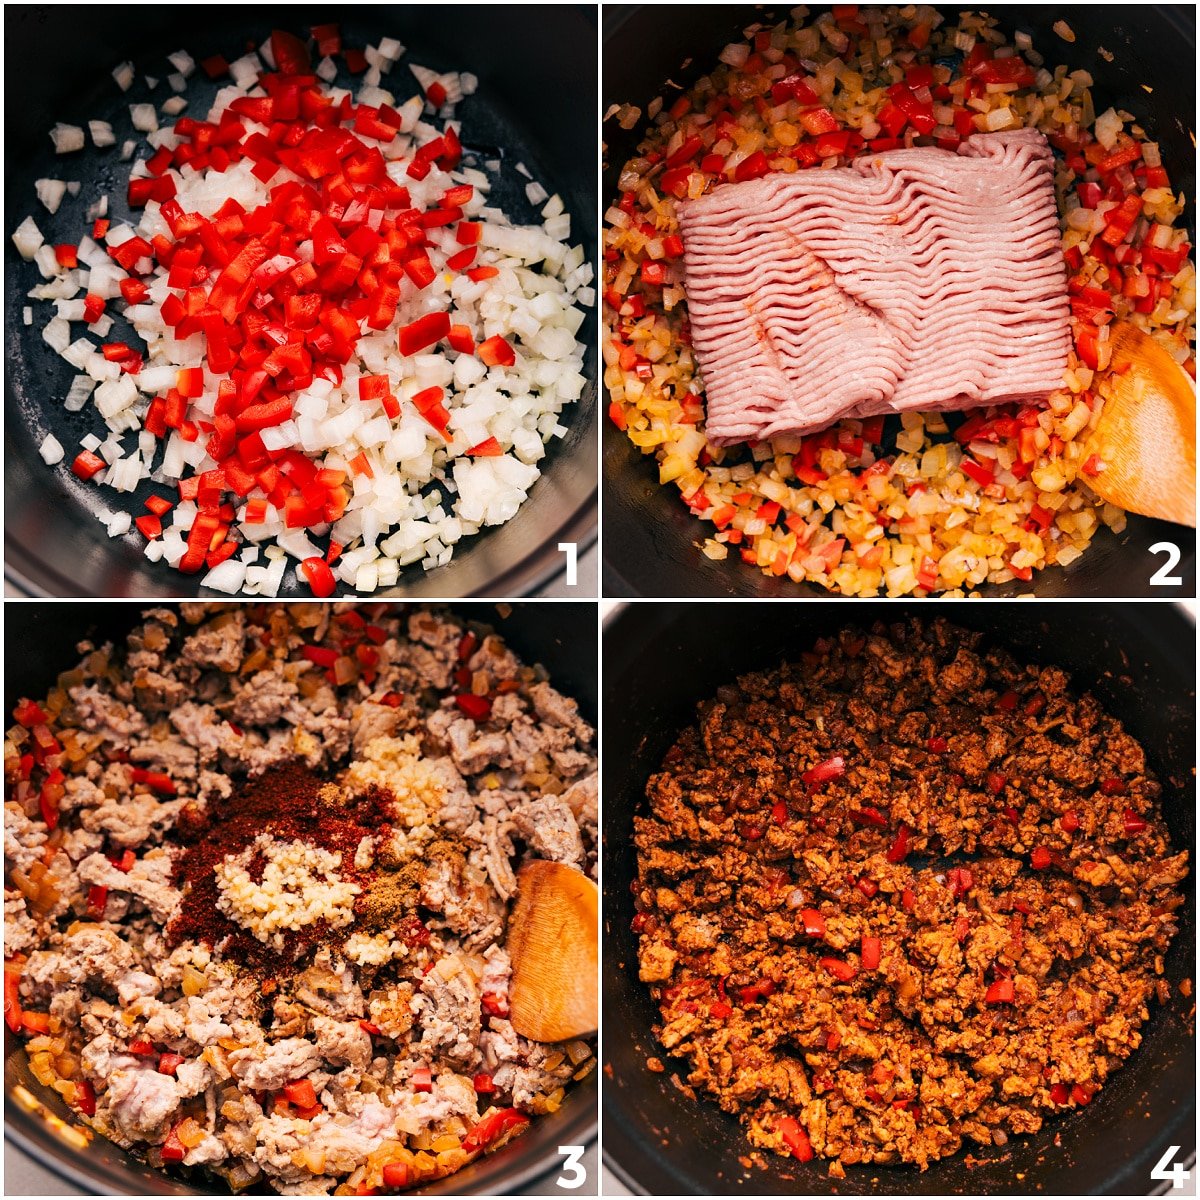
[4,600,597,1195]
[602,601,1195,1195]
[601,4,1196,598]
[5,5,597,598]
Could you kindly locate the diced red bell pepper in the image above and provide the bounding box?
[887,85,936,134]
[39,770,63,831]
[447,324,476,355]
[382,1162,411,1189]
[985,978,1015,1004]
[398,311,450,356]
[974,56,1035,87]
[799,106,840,136]
[455,693,492,721]
[412,1065,433,1093]
[819,957,857,983]
[462,1107,529,1154]
[7,974,26,1032]
[860,936,882,970]
[160,1122,188,1162]
[662,233,685,259]
[301,557,337,597]
[734,150,771,181]
[70,451,107,481]
[1123,808,1148,834]
[802,756,845,787]
[13,699,48,726]
[665,135,704,169]
[947,867,973,897]
[301,644,339,669]
[639,259,667,286]
[1101,193,1143,246]
[134,514,162,540]
[158,1053,186,1075]
[856,876,878,899]
[771,74,820,105]
[738,979,775,1005]
[776,1115,814,1162]
[270,29,312,75]
[961,458,994,488]
[481,991,508,1017]
[478,335,516,367]
[282,1078,318,1108]
[876,102,908,138]
[850,806,888,827]
[1098,141,1142,175]
[800,908,826,938]
[886,824,910,863]
[20,1010,51,1035]
[131,767,177,795]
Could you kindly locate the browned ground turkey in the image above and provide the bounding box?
[633,618,1187,1177]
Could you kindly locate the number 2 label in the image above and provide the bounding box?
[1148,542,1183,586]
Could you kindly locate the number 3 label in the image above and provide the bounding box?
[557,1145,586,1189]
[1150,1144,1190,1189]
[1149,542,1183,586]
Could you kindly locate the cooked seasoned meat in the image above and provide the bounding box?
[5,604,596,1195]
[633,618,1187,1175]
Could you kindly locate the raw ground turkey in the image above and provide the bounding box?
[632,618,1187,1177]
[603,8,1195,595]
[5,604,596,1194]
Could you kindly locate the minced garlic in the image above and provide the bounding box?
[214,834,359,948]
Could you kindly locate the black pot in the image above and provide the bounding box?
[602,5,1196,597]
[602,601,1196,1194]
[4,601,597,1195]
[4,6,597,598]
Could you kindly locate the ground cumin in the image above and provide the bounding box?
[167,762,398,969]
[358,837,461,931]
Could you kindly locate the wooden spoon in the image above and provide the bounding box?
[1082,321,1196,527]
[507,860,598,1043]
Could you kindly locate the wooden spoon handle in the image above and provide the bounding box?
[1085,324,1196,528]
[508,860,598,1044]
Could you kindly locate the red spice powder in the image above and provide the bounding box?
[167,762,395,970]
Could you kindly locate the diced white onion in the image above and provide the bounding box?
[130,104,158,133]
[50,123,85,154]
[38,434,65,465]
[35,179,68,214]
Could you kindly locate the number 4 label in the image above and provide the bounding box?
[557,1144,586,1189]
[1151,1144,1190,1190]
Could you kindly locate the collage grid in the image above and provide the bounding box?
[2,4,1196,1199]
